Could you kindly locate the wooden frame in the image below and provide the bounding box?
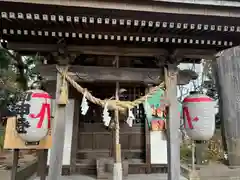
[42,71,169,175]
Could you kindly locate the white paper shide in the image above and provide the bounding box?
[81,91,89,115]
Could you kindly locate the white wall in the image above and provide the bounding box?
[150,131,168,164]
[47,99,75,165]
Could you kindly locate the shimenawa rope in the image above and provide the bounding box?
[56,66,165,111]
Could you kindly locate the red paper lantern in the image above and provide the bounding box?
[15,89,51,143]
[183,92,215,141]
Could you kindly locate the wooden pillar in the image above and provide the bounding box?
[48,67,68,179]
[145,119,151,173]
[145,87,151,174]
[165,65,181,180]
[215,47,240,167]
[113,55,122,180]
[70,99,80,174]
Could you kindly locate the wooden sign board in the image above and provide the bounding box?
[4,117,52,149]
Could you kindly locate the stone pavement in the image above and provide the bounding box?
[32,174,187,180]
[197,162,240,180]
[0,170,11,180]
[0,152,37,180]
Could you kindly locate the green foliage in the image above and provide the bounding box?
[0,135,4,149]
[0,51,11,69]
[180,143,192,162]
[207,132,224,162]
[0,48,41,114]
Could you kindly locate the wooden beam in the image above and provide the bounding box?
[8,43,167,57]
[7,43,215,59]
[165,65,180,180]
[37,65,198,85]
[173,48,216,60]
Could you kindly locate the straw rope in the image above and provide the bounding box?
[56,66,165,111]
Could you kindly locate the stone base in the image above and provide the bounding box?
[188,170,200,180]
[113,163,122,180]
[96,158,128,179]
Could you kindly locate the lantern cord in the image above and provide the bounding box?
[56,66,166,111]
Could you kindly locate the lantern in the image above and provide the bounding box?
[182,92,215,141]
[14,89,51,144]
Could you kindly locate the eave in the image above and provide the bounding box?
[1,0,240,17]
[0,0,239,63]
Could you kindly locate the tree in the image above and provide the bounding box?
[202,60,218,100]
[0,43,41,124]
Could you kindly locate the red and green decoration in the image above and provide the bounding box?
[144,89,182,131]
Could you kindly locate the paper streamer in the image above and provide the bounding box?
[81,91,89,115]
[126,108,135,127]
[102,102,111,126]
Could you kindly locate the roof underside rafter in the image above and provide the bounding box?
[0,1,239,62]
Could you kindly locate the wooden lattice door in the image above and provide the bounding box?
[77,83,146,164]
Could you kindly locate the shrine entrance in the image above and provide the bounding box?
[76,83,146,174]
[2,1,239,179]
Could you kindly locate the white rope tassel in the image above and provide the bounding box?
[81,90,89,115]
[126,108,135,127]
[102,101,111,126]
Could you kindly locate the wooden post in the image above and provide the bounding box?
[48,68,68,180]
[164,65,181,180]
[37,149,48,180]
[11,149,19,180]
[113,55,122,180]
[145,86,151,174]
[70,100,80,174]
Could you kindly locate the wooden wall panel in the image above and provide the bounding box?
[129,133,145,150]
[78,133,93,150]
[94,133,112,150]
[120,134,129,150]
